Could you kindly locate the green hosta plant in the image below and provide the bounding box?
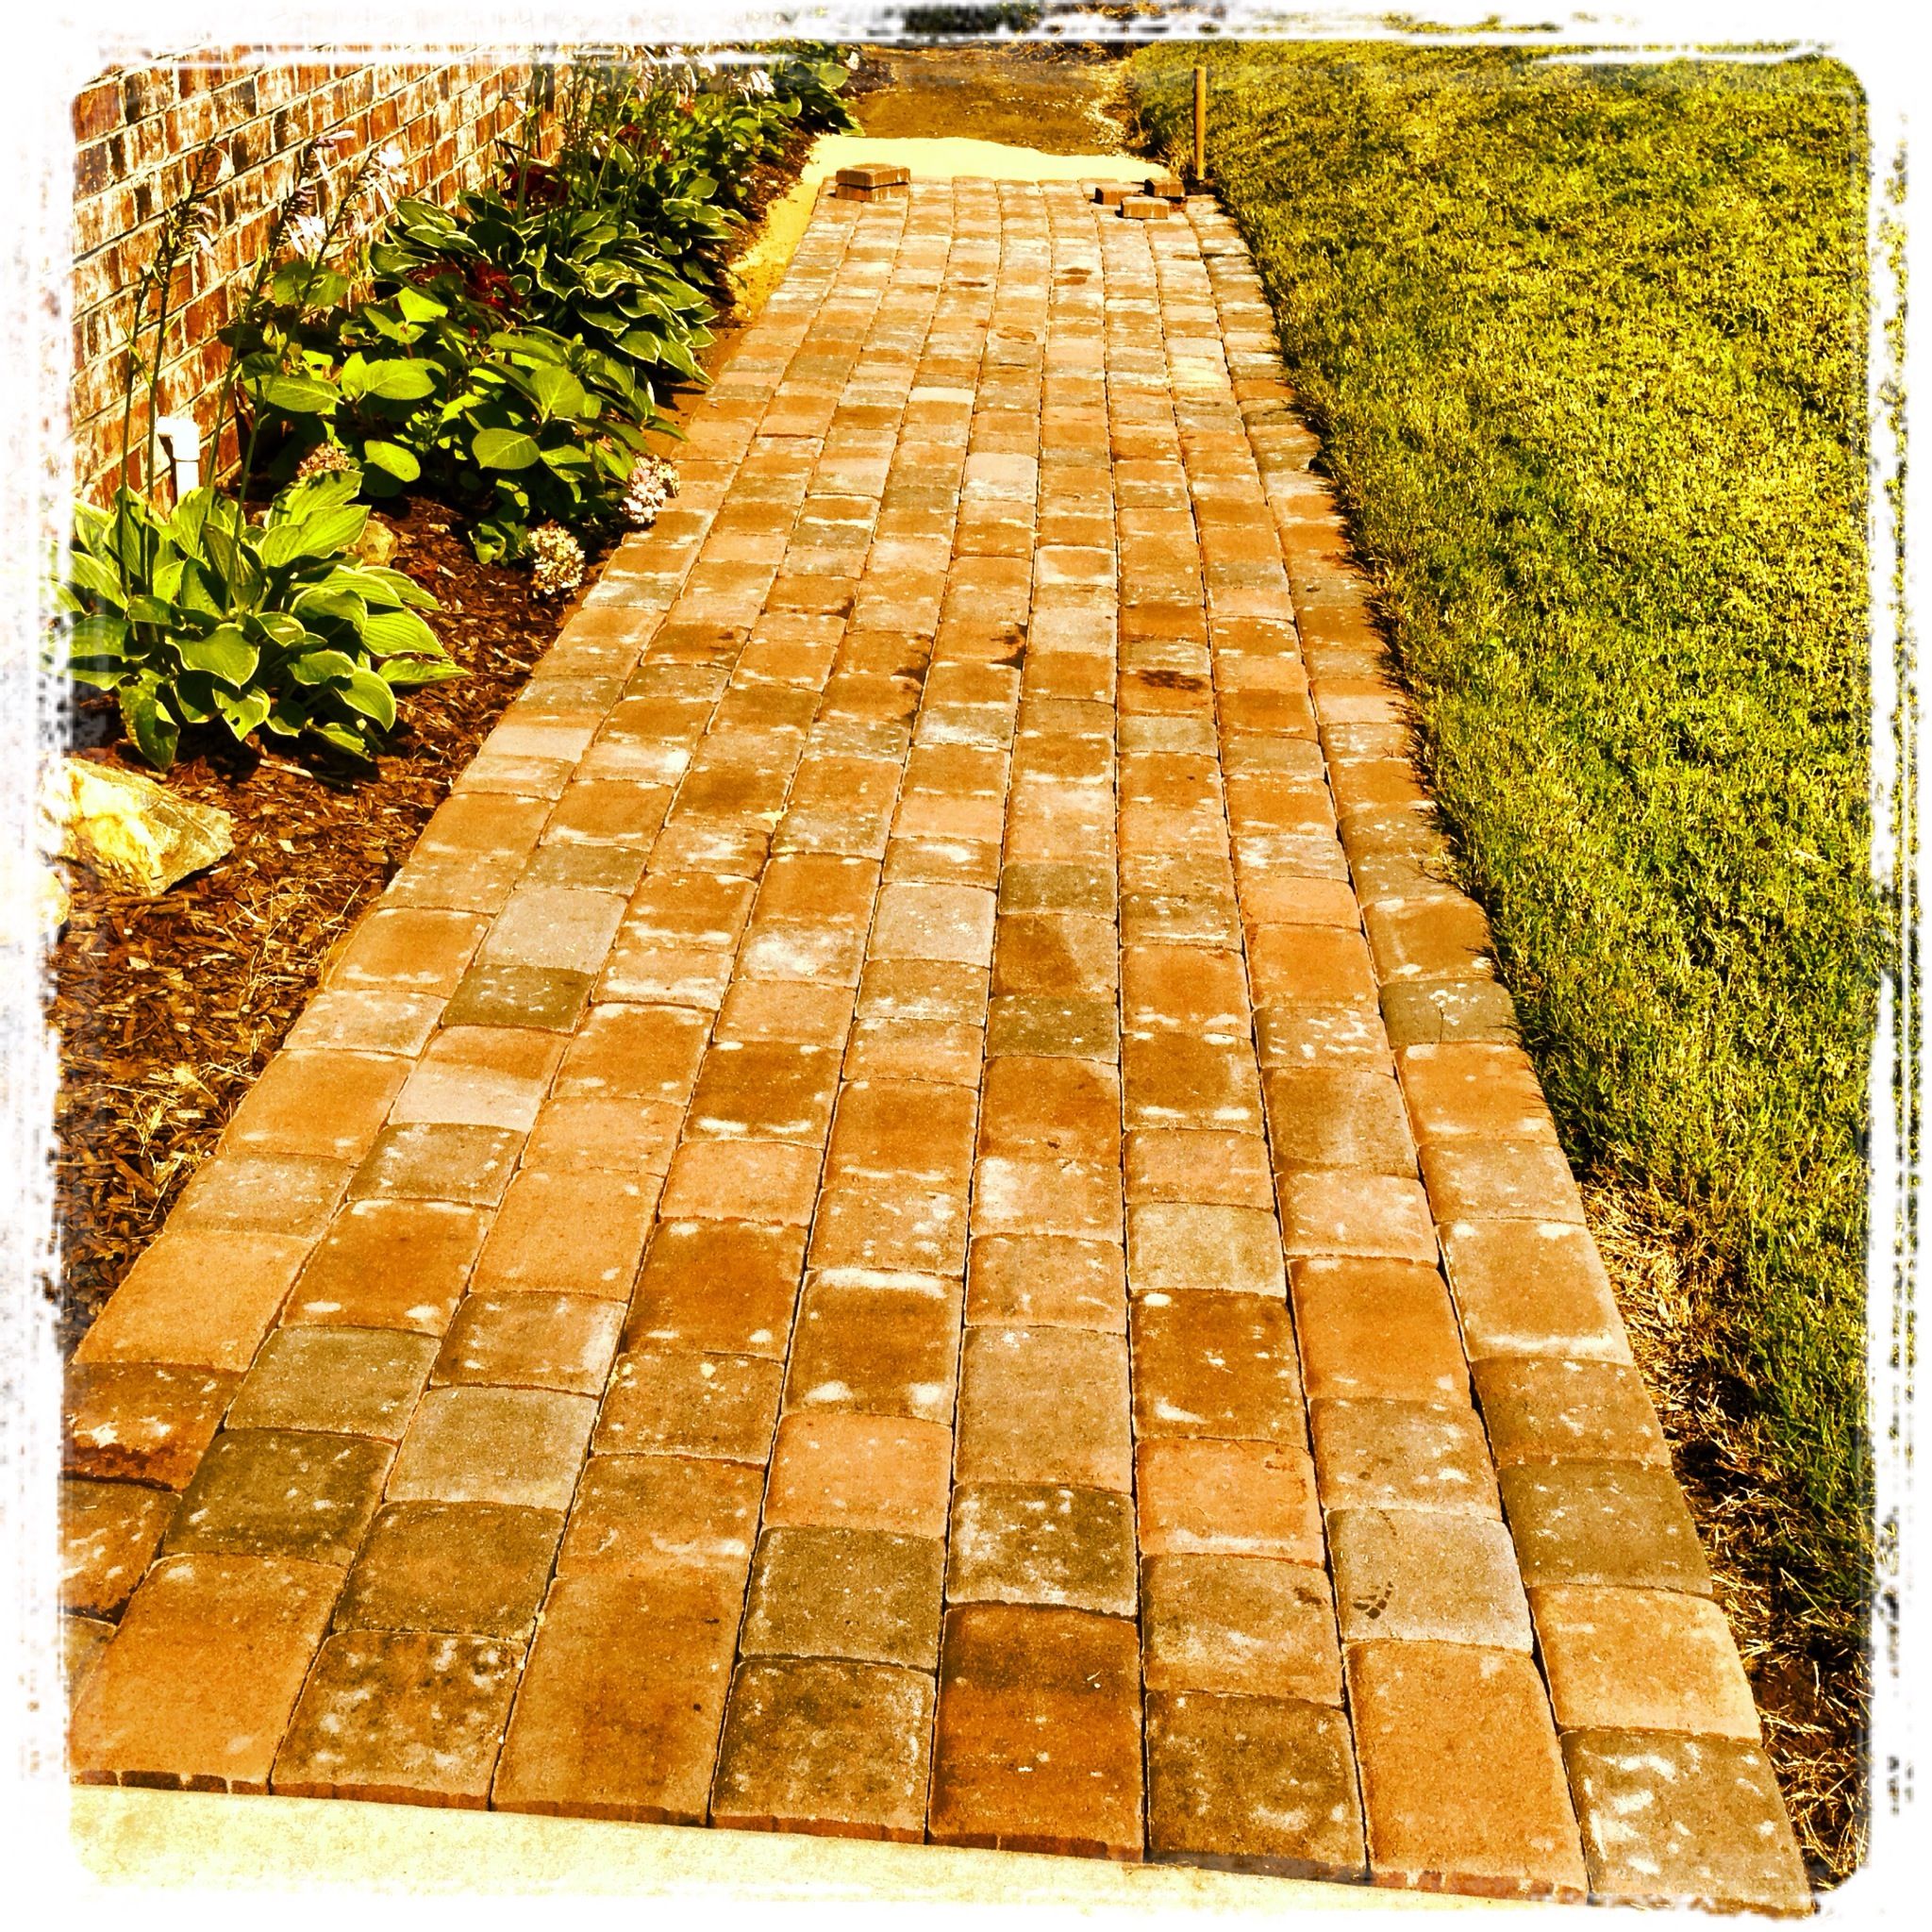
[234,273,658,564]
[58,468,458,770]
[372,192,716,384]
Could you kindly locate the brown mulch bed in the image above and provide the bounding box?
[48,496,617,1356]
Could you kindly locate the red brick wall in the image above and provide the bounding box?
[70,52,541,503]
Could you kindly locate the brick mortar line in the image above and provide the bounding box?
[699,183,960,1824]
[1141,201,1372,1879]
[481,195,899,1814]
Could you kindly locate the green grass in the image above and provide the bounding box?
[1128,42,1883,1620]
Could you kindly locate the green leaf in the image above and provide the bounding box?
[66,552,127,608]
[361,439,422,484]
[254,372,341,416]
[474,426,541,471]
[341,355,438,403]
[258,505,368,568]
[360,606,445,659]
[290,648,359,685]
[65,612,128,661]
[529,365,590,421]
[394,287,449,325]
[312,719,375,760]
[176,625,259,687]
[202,524,264,609]
[119,685,179,770]
[378,657,466,689]
[169,488,215,560]
[213,687,273,741]
[292,586,369,631]
[341,667,398,729]
[242,610,308,648]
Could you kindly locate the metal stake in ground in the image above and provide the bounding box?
[1193,65,1207,186]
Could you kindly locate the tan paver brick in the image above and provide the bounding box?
[285,1199,488,1333]
[1499,1462,1713,1595]
[659,1138,823,1223]
[711,1657,935,1840]
[785,1274,961,1423]
[221,1050,409,1161]
[947,1483,1136,1615]
[1125,1128,1274,1208]
[431,1292,624,1395]
[594,1347,782,1462]
[1473,1356,1672,1468]
[929,1603,1143,1859]
[389,1026,563,1132]
[1329,1507,1531,1649]
[273,1628,523,1806]
[558,1454,762,1577]
[388,1387,597,1511]
[1561,1731,1807,1911]
[1146,1690,1366,1878]
[627,1221,807,1356]
[59,1478,175,1619]
[1136,1439,1323,1561]
[472,1168,657,1298]
[1130,1293,1303,1441]
[349,1124,525,1208]
[1277,1170,1437,1263]
[1347,1640,1586,1899]
[741,1525,945,1669]
[164,1428,391,1567]
[63,1363,240,1490]
[493,1569,741,1823]
[1418,1138,1585,1224]
[1309,1400,1499,1515]
[1126,1201,1285,1297]
[808,1186,969,1278]
[1141,1555,1342,1704]
[70,1553,341,1790]
[334,1501,562,1639]
[764,1411,953,1537]
[1441,1220,1632,1362]
[227,1326,437,1438]
[1530,1585,1759,1738]
[75,1229,313,1371]
[966,1234,1125,1331]
[957,1325,1132,1491]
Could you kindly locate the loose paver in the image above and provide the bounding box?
[60,174,1806,1908]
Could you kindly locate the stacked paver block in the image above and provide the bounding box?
[58,175,1810,1912]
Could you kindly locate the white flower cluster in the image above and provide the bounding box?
[620,453,679,529]
[294,441,355,480]
[529,522,587,598]
[740,66,774,100]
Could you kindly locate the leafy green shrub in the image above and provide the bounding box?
[58,469,455,769]
[232,268,658,564]
[225,47,856,567]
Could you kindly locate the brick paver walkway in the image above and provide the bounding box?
[61,180,1809,1912]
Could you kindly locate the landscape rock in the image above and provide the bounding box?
[53,757,233,895]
